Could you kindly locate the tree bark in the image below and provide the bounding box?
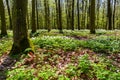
[10,0,33,54]
[36,0,39,29]
[31,0,36,33]
[107,0,112,30]
[6,0,12,30]
[44,0,50,32]
[71,0,74,30]
[77,0,80,30]
[58,0,63,33]
[0,0,7,36]
[113,0,116,29]
[90,0,96,34]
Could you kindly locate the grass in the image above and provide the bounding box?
[0,29,120,80]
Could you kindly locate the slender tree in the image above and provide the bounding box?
[58,0,63,33]
[6,0,12,30]
[68,0,72,29]
[0,0,7,36]
[36,0,39,29]
[96,0,100,28]
[44,0,50,32]
[113,0,116,29]
[107,0,112,30]
[71,0,74,30]
[55,0,58,29]
[90,0,96,34]
[31,0,36,33]
[10,0,33,54]
[77,0,80,30]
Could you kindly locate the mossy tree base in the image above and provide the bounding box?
[10,37,33,55]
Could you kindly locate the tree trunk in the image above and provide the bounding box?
[47,0,50,32]
[90,0,96,34]
[81,0,85,29]
[58,0,63,33]
[77,0,80,30]
[0,0,7,36]
[71,0,74,30]
[6,0,12,30]
[96,0,100,29]
[31,0,36,33]
[10,0,33,54]
[36,0,39,29]
[107,0,112,30]
[44,0,50,32]
[113,0,116,29]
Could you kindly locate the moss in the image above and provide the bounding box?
[10,37,34,55]
[20,37,34,53]
[10,43,21,55]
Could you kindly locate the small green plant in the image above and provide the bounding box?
[0,38,12,55]
[58,75,70,80]
[65,54,92,78]
[38,66,56,80]
[80,36,120,53]
[65,64,77,77]
[78,54,91,74]
[7,68,35,80]
[32,36,81,51]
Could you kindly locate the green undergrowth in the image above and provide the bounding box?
[0,31,13,56]
[0,38,12,56]
[32,36,81,51]
[32,34,120,54]
[82,36,120,53]
[7,53,120,80]
[1,30,120,80]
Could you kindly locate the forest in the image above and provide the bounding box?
[0,0,120,80]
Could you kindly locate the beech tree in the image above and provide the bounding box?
[55,0,63,33]
[10,0,33,54]
[6,0,12,30]
[44,0,50,32]
[90,0,96,34]
[31,0,36,33]
[107,0,112,30]
[77,0,80,30]
[71,0,74,30]
[0,0,7,36]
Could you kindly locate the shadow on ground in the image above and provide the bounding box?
[0,54,18,80]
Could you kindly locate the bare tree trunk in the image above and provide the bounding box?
[44,0,50,32]
[96,0,100,29]
[77,0,80,30]
[0,0,7,36]
[65,0,69,29]
[58,0,63,33]
[6,0,12,30]
[31,0,36,33]
[36,0,39,29]
[113,0,116,29]
[71,0,74,30]
[10,0,33,54]
[107,0,112,30]
[90,0,96,34]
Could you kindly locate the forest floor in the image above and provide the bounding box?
[0,29,120,80]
